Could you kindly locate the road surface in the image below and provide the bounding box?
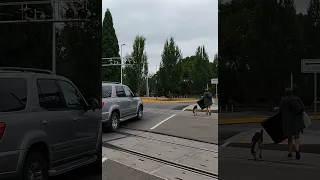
[219,115,320,180]
[103,102,218,180]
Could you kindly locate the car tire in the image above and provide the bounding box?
[90,136,102,174]
[135,105,143,120]
[108,111,120,132]
[22,151,48,180]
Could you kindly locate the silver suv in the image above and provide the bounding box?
[102,82,143,131]
[0,67,102,180]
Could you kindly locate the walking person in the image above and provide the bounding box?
[203,89,213,115]
[279,88,306,159]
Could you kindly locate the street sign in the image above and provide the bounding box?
[301,59,319,120]
[211,78,218,85]
[301,59,320,73]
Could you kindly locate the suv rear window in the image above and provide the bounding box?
[0,78,27,112]
[115,86,126,97]
[37,79,66,110]
[102,85,112,98]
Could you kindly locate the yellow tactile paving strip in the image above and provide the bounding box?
[219,116,320,125]
[142,99,198,103]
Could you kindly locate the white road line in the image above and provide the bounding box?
[220,142,230,147]
[150,114,177,130]
[102,157,108,162]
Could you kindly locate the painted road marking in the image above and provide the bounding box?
[150,114,177,130]
[102,157,108,162]
[220,142,230,147]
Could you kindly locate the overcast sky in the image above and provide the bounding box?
[102,0,218,74]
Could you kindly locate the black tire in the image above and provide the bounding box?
[135,105,143,120]
[22,151,48,180]
[108,111,120,132]
[90,136,102,174]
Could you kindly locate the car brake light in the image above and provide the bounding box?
[0,123,6,140]
[102,101,104,108]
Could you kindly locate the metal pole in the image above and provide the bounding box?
[156,65,158,100]
[215,84,218,98]
[120,44,126,84]
[291,72,293,90]
[120,45,123,84]
[146,75,149,97]
[315,73,317,119]
[52,0,56,75]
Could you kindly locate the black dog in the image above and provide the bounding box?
[251,129,263,161]
[193,105,198,116]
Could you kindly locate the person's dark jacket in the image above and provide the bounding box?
[203,91,213,107]
[279,96,306,137]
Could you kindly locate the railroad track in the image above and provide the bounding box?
[120,127,218,145]
[103,142,218,179]
[108,128,217,153]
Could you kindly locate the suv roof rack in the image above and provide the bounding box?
[0,67,53,74]
[102,81,121,84]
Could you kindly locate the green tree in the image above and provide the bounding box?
[159,37,182,98]
[192,45,211,93]
[123,35,148,95]
[218,0,306,104]
[0,3,53,69]
[102,8,120,82]
[57,1,101,99]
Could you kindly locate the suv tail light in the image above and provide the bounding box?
[0,122,6,141]
[102,101,104,108]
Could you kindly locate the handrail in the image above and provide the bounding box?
[0,67,53,74]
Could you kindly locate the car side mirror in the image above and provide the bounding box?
[134,93,139,97]
[88,98,99,111]
[274,107,279,111]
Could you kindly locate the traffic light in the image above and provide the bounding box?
[65,7,91,19]
[0,0,91,24]
[124,57,135,66]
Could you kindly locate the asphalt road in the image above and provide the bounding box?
[219,157,320,180]
[218,114,320,179]
[103,102,218,180]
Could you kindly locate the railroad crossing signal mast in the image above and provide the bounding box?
[0,0,93,74]
[102,57,135,67]
[102,57,136,84]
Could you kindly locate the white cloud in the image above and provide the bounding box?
[103,0,218,73]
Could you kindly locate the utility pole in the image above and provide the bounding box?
[146,74,149,97]
[156,65,158,100]
[120,44,126,83]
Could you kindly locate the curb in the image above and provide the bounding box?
[184,109,218,113]
[219,116,320,125]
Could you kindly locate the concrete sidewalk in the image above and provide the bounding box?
[220,146,320,167]
[182,99,218,112]
[219,146,320,180]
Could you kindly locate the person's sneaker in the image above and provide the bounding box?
[296,151,301,160]
[287,153,292,158]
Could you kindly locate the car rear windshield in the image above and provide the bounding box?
[102,85,112,98]
[0,78,27,112]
